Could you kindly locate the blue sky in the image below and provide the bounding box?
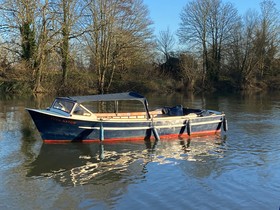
[143,0,280,37]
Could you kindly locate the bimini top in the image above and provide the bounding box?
[58,92,147,104]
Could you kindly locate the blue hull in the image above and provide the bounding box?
[27,109,224,143]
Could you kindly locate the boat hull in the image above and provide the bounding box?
[27,108,225,143]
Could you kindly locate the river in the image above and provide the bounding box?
[0,91,279,210]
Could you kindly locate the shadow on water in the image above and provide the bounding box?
[26,134,227,187]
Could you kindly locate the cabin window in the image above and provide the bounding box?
[53,99,74,114]
[73,104,91,116]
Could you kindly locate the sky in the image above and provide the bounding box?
[143,0,280,37]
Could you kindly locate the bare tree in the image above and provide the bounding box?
[178,0,238,87]
[156,27,175,62]
[33,0,49,93]
[207,0,238,82]
[227,0,279,89]
[84,0,153,94]
[179,52,200,90]
[228,10,259,89]
[254,0,279,79]
[33,0,60,93]
[178,0,209,86]
[49,0,87,86]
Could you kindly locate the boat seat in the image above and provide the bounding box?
[95,110,162,119]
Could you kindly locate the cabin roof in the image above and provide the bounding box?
[57,92,147,104]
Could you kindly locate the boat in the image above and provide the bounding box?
[26,92,228,143]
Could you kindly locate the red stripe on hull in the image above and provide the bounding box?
[43,129,221,144]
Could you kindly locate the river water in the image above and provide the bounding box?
[0,92,279,210]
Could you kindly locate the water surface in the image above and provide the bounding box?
[0,92,279,210]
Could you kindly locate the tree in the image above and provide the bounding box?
[84,0,153,94]
[33,0,49,93]
[0,0,45,92]
[178,0,210,87]
[227,0,280,89]
[228,10,259,89]
[254,0,279,79]
[32,0,61,93]
[48,0,87,86]
[178,0,238,87]
[179,52,200,90]
[0,0,38,65]
[156,27,178,77]
[156,27,175,62]
[0,0,57,92]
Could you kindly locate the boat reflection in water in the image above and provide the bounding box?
[27,135,226,186]
[27,142,148,186]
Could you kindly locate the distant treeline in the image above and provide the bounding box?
[0,0,279,95]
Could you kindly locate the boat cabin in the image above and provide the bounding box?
[48,92,162,120]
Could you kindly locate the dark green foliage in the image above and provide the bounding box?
[20,22,36,62]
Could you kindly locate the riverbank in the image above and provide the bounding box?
[1,69,280,97]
